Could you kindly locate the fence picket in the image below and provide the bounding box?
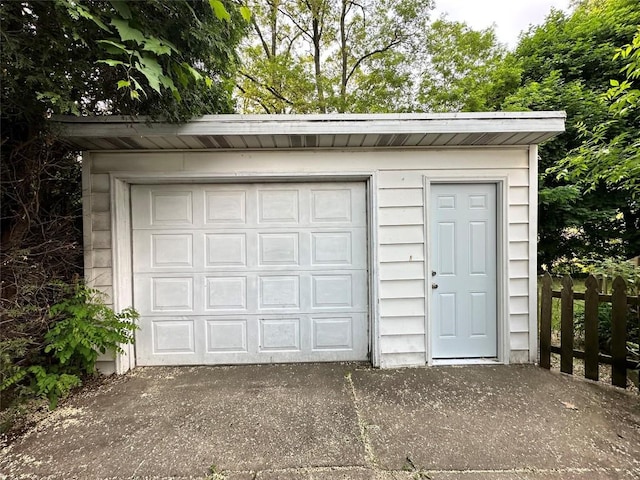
[560,275,574,375]
[538,273,637,390]
[611,277,628,388]
[540,273,553,369]
[584,275,600,381]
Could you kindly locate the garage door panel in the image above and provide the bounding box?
[205,276,247,310]
[133,231,193,270]
[133,230,204,272]
[135,230,365,273]
[135,313,368,365]
[311,231,352,265]
[311,188,353,223]
[132,187,201,229]
[151,234,193,268]
[258,275,300,309]
[151,191,193,226]
[150,277,194,312]
[206,319,248,353]
[136,314,368,365]
[319,229,366,267]
[135,274,196,315]
[259,318,301,351]
[257,189,300,223]
[312,274,352,308]
[152,319,195,353]
[258,233,300,265]
[313,271,368,310]
[312,317,354,350]
[205,233,247,267]
[132,182,368,365]
[205,190,247,224]
[135,271,368,316]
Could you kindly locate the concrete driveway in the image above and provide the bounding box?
[1,364,639,479]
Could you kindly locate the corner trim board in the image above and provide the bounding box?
[528,145,539,362]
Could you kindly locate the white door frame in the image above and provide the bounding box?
[108,170,379,372]
[423,175,509,366]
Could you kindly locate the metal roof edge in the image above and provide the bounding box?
[53,112,566,139]
[52,111,566,124]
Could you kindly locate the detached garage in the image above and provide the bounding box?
[58,113,565,374]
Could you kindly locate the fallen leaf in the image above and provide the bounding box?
[560,401,578,410]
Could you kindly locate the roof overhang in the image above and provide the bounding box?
[53,112,566,151]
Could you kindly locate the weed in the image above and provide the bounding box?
[403,456,432,479]
[206,464,226,480]
[1,283,138,409]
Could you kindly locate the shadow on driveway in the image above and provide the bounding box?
[1,364,639,479]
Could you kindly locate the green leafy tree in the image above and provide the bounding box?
[237,2,512,114]
[417,18,519,112]
[502,71,620,264]
[0,0,247,413]
[500,0,640,267]
[2,0,247,125]
[559,28,640,196]
[515,1,640,90]
[237,0,434,113]
[553,27,640,257]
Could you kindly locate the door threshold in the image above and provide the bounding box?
[432,358,501,366]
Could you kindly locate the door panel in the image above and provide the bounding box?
[431,183,497,359]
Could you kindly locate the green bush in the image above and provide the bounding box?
[574,302,639,361]
[553,256,640,294]
[574,303,612,351]
[586,258,640,295]
[45,284,138,374]
[1,283,138,409]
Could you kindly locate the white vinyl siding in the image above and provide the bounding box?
[377,176,427,367]
[85,173,112,298]
[84,148,536,371]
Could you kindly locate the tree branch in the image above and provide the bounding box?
[284,31,304,56]
[235,82,272,113]
[239,70,294,105]
[346,33,402,85]
[277,6,312,41]
[252,18,272,58]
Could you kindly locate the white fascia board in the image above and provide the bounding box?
[54,111,567,123]
[54,112,566,139]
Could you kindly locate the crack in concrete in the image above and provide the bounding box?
[345,371,378,470]
[220,465,635,475]
[9,465,631,479]
[205,465,637,480]
[400,467,620,474]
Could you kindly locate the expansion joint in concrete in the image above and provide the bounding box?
[344,371,378,470]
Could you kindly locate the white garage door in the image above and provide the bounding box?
[131,182,369,365]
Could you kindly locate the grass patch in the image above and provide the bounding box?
[538,276,586,333]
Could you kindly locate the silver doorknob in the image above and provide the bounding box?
[432,283,439,289]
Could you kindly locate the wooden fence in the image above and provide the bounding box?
[539,273,639,388]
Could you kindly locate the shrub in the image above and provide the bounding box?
[553,256,640,294]
[574,302,639,361]
[1,283,138,409]
[586,258,640,295]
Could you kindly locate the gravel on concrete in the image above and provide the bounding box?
[1,363,639,480]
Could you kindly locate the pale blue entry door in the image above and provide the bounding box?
[430,183,497,359]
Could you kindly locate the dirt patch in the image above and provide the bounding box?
[0,372,126,446]
[549,352,639,394]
